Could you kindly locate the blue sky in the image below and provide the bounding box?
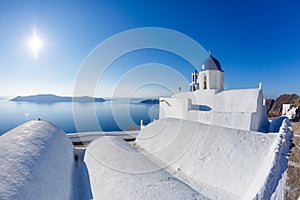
[0,0,299,98]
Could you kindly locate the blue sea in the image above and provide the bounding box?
[0,97,159,135]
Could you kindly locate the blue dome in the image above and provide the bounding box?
[201,55,223,72]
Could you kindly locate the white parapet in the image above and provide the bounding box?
[136,118,292,199]
[0,121,75,200]
[84,136,206,199]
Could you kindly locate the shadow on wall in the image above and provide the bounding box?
[74,148,93,200]
[190,104,212,111]
[269,116,289,132]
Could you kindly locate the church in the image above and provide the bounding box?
[159,54,270,132]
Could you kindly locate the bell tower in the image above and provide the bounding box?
[198,54,224,92]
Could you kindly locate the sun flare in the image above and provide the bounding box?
[28,30,43,57]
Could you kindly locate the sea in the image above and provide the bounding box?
[0,97,159,136]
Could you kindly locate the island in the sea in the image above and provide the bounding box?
[10,94,105,103]
[139,99,159,104]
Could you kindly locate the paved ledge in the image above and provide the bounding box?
[67,130,139,146]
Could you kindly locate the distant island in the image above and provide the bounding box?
[139,99,159,104]
[10,94,105,103]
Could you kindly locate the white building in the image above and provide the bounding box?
[282,104,297,119]
[160,54,270,132]
[189,54,224,92]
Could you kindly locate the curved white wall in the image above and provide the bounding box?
[136,118,290,199]
[0,121,75,200]
[84,136,206,199]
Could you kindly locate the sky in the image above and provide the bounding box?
[0,0,299,98]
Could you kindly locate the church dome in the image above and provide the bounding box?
[201,55,223,72]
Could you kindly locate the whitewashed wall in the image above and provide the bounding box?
[159,88,269,132]
[136,118,291,199]
[0,121,75,200]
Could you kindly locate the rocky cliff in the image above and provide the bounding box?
[266,94,299,117]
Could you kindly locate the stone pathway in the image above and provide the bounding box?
[285,122,300,200]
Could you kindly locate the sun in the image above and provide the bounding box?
[28,30,43,57]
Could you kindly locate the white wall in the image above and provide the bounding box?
[250,90,270,132]
[84,136,205,199]
[198,70,224,91]
[174,88,261,113]
[160,88,270,131]
[186,110,253,130]
[0,121,75,200]
[136,118,291,199]
[159,97,190,119]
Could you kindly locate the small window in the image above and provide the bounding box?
[203,75,207,89]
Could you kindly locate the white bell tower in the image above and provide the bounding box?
[198,54,224,92]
